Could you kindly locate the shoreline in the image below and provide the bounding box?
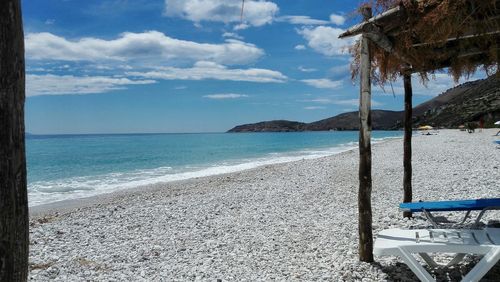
[29,135,401,217]
[28,137,393,217]
[28,129,500,281]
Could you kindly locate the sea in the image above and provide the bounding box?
[27,131,402,206]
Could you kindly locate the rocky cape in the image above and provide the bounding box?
[227,76,500,132]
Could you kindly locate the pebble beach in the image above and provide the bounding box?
[29,129,500,281]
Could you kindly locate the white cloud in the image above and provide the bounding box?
[128,61,287,83]
[45,19,55,25]
[304,106,326,110]
[333,99,383,107]
[302,78,343,89]
[306,98,335,104]
[375,73,487,96]
[203,93,248,99]
[164,0,278,27]
[298,66,316,72]
[222,32,243,40]
[276,15,329,25]
[25,31,264,65]
[302,97,383,107]
[329,64,350,76]
[413,73,487,96]
[298,26,352,57]
[329,14,345,26]
[233,23,250,30]
[294,44,306,50]
[26,74,155,96]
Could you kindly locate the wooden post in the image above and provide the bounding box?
[403,73,413,218]
[0,1,29,281]
[358,5,374,263]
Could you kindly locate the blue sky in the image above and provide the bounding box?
[23,0,485,134]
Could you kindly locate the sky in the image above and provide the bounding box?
[23,0,485,134]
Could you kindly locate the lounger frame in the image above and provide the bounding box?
[374,228,500,282]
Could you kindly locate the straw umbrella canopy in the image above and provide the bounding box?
[342,0,500,84]
[339,0,500,262]
[417,125,433,130]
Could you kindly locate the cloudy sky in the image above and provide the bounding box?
[23,0,484,134]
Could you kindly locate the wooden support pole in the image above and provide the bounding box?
[358,6,374,263]
[403,73,413,218]
[338,5,401,38]
[0,1,29,281]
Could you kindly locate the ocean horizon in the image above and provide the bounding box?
[27,131,403,206]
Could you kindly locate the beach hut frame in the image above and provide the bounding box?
[339,1,500,262]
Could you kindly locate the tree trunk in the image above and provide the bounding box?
[358,6,374,263]
[0,1,28,281]
[403,74,413,218]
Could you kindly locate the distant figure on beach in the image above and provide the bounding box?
[479,117,484,132]
[466,122,477,133]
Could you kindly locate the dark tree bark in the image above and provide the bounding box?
[358,6,374,263]
[403,74,413,218]
[0,1,28,281]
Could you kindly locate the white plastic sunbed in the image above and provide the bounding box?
[374,228,500,282]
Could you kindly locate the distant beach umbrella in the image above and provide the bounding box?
[494,121,500,125]
[417,125,433,130]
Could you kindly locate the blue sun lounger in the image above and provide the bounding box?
[400,198,500,228]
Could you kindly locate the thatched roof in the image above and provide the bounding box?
[339,0,500,82]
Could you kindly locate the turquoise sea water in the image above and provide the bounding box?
[27,131,402,206]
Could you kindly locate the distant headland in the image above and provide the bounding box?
[228,76,500,132]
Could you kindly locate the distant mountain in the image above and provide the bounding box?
[228,120,307,132]
[227,110,403,132]
[227,76,500,132]
[306,110,403,131]
[411,76,500,127]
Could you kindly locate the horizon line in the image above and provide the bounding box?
[26,131,227,136]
